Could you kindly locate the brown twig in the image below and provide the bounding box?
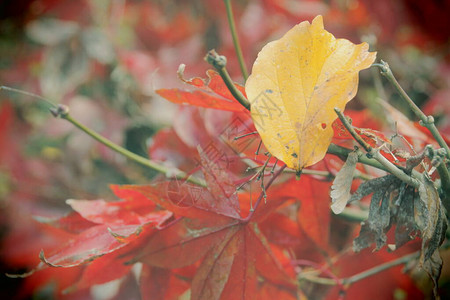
[334,108,420,188]
[374,61,450,160]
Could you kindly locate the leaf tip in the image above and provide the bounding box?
[312,15,324,27]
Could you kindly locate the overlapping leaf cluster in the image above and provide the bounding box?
[2,9,448,300]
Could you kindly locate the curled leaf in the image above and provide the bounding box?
[330,151,358,214]
[417,174,447,298]
[245,15,376,171]
[156,66,246,112]
[352,175,401,252]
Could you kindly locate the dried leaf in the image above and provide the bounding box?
[354,189,393,252]
[245,15,376,171]
[421,249,443,299]
[417,174,447,297]
[349,175,398,203]
[330,151,358,214]
[394,185,419,248]
[417,175,442,244]
[353,175,401,251]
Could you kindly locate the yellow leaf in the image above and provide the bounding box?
[245,15,376,171]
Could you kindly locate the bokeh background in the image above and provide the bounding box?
[0,0,449,299]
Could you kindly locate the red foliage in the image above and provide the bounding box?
[156,69,247,112]
[326,249,424,300]
[1,1,446,299]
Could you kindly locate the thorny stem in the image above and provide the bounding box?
[205,50,251,110]
[335,108,420,188]
[374,61,450,160]
[242,164,287,223]
[223,0,249,80]
[299,251,420,286]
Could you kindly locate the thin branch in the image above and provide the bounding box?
[242,163,287,222]
[0,85,208,187]
[294,259,344,290]
[327,144,385,172]
[223,0,248,80]
[205,50,250,110]
[285,168,333,179]
[335,108,420,188]
[344,251,419,285]
[0,86,57,108]
[299,251,420,286]
[55,107,206,186]
[372,150,420,187]
[334,108,372,153]
[374,61,450,159]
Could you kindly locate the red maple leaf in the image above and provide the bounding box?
[111,149,297,299]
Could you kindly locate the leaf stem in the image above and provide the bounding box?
[242,163,287,222]
[343,251,419,285]
[299,251,419,286]
[223,0,248,80]
[58,108,205,186]
[205,50,251,110]
[334,108,372,153]
[327,144,384,172]
[334,108,420,188]
[374,61,450,159]
[0,86,57,108]
[1,86,206,186]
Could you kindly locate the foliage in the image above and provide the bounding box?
[0,1,449,300]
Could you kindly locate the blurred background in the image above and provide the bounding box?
[0,0,449,299]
